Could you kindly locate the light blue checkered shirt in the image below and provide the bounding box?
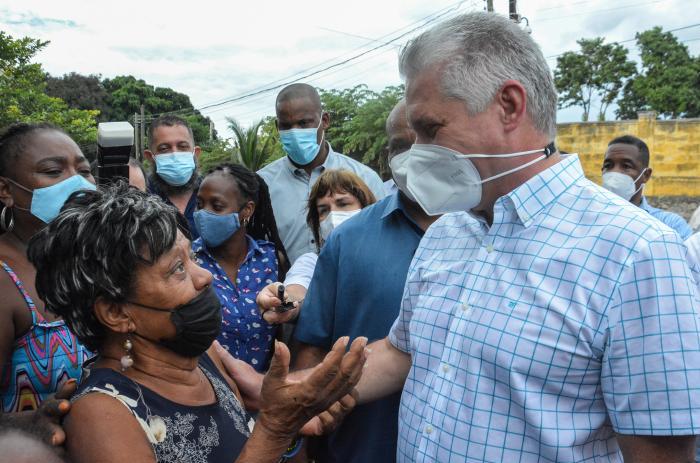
[389,154,700,462]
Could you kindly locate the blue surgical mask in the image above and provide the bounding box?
[7,174,97,223]
[279,117,323,166]
[154,152,196,186]
[194,209,241,248]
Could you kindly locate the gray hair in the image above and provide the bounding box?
[399,12,557,138]
[27,181,180,351]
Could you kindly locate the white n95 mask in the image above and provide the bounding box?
[389,150,417,202]
[601,169,647,201]
[320,210,361,241]
[405,142,556,216]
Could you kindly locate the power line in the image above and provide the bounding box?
[536,0,665,22]
[545,21,700,59]
[189,1,468,112]
[534,0,600,12]
[143,0,473,120]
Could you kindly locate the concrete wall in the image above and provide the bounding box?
[556,112,700,196]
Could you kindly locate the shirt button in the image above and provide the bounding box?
[425,425,433,435]
[442,364,450,373]
[485,244,494,253]
[461,303,470,312]
[522,214,530,222]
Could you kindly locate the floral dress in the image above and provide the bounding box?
[192,236,277,372]
[73,354,253,462]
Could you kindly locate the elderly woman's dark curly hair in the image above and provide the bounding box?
[27,181,181,351]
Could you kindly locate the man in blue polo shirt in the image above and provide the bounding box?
[292,100,439,463]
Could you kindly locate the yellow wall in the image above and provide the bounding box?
[556,112,700,196]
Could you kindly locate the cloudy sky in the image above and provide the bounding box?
[1,0,699,138]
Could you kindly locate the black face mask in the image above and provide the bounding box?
[129,286,222,358]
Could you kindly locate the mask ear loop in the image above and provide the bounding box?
[631,167,648,197]
[479,143,558,185]
[2,177,33,213]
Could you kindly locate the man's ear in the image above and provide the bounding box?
[143,149,155,163]
[0,177,14,208]
[193,146,202,160]
[642,167,652,183]
[321,111,330,130]
[93,297,133,334]
[497,80,527,133]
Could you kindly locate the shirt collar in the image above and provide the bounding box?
[286,141,336,175]
[380,191,403,219]
[503,154,584,227]
[380,192,425,234]
[192,234,264,262]
[639,196,652,211]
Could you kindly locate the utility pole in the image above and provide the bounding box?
[487,0,493,12]
[209,120,214,141]
[140,104,146,159]
[133,112,140,160]
[509,0,519,21]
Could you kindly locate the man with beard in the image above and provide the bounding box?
[144,115,201,239]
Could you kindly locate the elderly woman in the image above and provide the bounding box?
[257,169,377,324]
[27,182,366,463]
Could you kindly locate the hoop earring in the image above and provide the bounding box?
[120,336,134,371]
[0,207,14,233]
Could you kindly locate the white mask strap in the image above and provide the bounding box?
[480,154,548,184]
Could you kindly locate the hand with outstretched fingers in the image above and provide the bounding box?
[255,336,367,440]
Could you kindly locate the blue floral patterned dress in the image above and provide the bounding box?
[193,236,277,372]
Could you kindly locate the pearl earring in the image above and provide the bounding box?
[120,337,134,371]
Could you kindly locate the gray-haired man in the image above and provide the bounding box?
[352,12,700,462]
[222,12,700,463]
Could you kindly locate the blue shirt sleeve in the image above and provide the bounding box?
[293,233,341,349]
[669,213,693,240]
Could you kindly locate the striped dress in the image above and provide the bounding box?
[0,260,89,412]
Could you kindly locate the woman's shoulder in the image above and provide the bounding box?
[74,367,141,406]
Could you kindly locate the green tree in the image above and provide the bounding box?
[0,31,98,151]
[319,84,376,160]
[227,118,277,171]
[101,75,216,148]
[617,27,700,119]
[46,72,109,117]
[198,139,236,173]
[554,37,637,121]
[258,116,285,167]
[344,85,404,173]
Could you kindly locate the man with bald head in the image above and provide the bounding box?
[292,98,439,463]
[258,83,385,263]
[383,100,417,195]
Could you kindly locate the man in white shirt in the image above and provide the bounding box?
[224,12,700,463]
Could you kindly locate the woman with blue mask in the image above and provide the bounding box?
[192,163,290,372]
[0,123,93,427]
